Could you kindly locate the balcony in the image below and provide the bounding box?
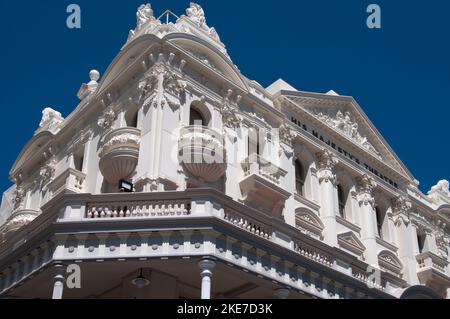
[240,154,290,216]
[178,126,227,183]
[99,127,141,184]
[0,188,397,299]
[416,251,450,295]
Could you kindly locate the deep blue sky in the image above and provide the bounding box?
[0,0,448,194]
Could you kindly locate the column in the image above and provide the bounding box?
[198,259,216,300]
[316,149,339,247]
[392,196,420,285]
[52,263,66,300]
[356,174,378,266]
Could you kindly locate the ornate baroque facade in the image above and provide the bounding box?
[0,3,449,299]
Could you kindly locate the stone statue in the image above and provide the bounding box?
[314,109,382,158]
[186,3,207,29]
[39,108,64,131]
[136,3,154,30]
[430,180,450,197]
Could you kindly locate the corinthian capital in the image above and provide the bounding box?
[391,195,412,215]
[356,174,377,208]
[391,195,412,227]
[316,149,338,185]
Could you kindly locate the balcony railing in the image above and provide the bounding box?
[86,200,191,219]
[240,154,290,215]
[241,153,286,185]
[48,168,86,196]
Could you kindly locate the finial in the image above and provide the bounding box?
[89,70,100,83]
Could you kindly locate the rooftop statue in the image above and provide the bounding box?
[186,3,207,30]
[37,108,64,134]
[186,3,221,42]
[136,3,155,30]
[430,180,450,197]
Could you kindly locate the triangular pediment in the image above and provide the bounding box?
[378,250,403,275]
[279,91,416,182]
[337,231,366,256]
[295,208,324,239]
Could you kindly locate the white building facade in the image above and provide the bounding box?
[0,3,449,299]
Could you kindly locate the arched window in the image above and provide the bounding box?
[337,184,346,218]
[248,128,263,156]
[375,206,385,238]
[295,159,305,196]
[417,232,426,253]
[190,108,205,126]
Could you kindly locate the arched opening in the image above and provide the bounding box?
[73,147,85,172]
[189,102,211,127]
[190,108,205,126]
[375,206,386,238]
[295,159,305,196]
[417,231,427,253]
[125,108,139,128]
[337,184,347,218]
[248,127,264,157]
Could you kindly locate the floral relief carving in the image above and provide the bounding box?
[97,108,116,130]
[12,186,25,211]
[433,220,449,259]
[1,210,39,239]
[100,134,141,157]
[279,123,295,146]
[39,158,57,187]
[138,54,185,110]
[221,90,241,129]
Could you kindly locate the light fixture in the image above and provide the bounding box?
[131,268,150,288]
[119,180,134,193]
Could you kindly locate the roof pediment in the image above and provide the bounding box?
[280,91,416,182]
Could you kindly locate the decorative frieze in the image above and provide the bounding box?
[314,110,381,158]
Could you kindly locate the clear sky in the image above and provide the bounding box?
[0,0,448,194]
